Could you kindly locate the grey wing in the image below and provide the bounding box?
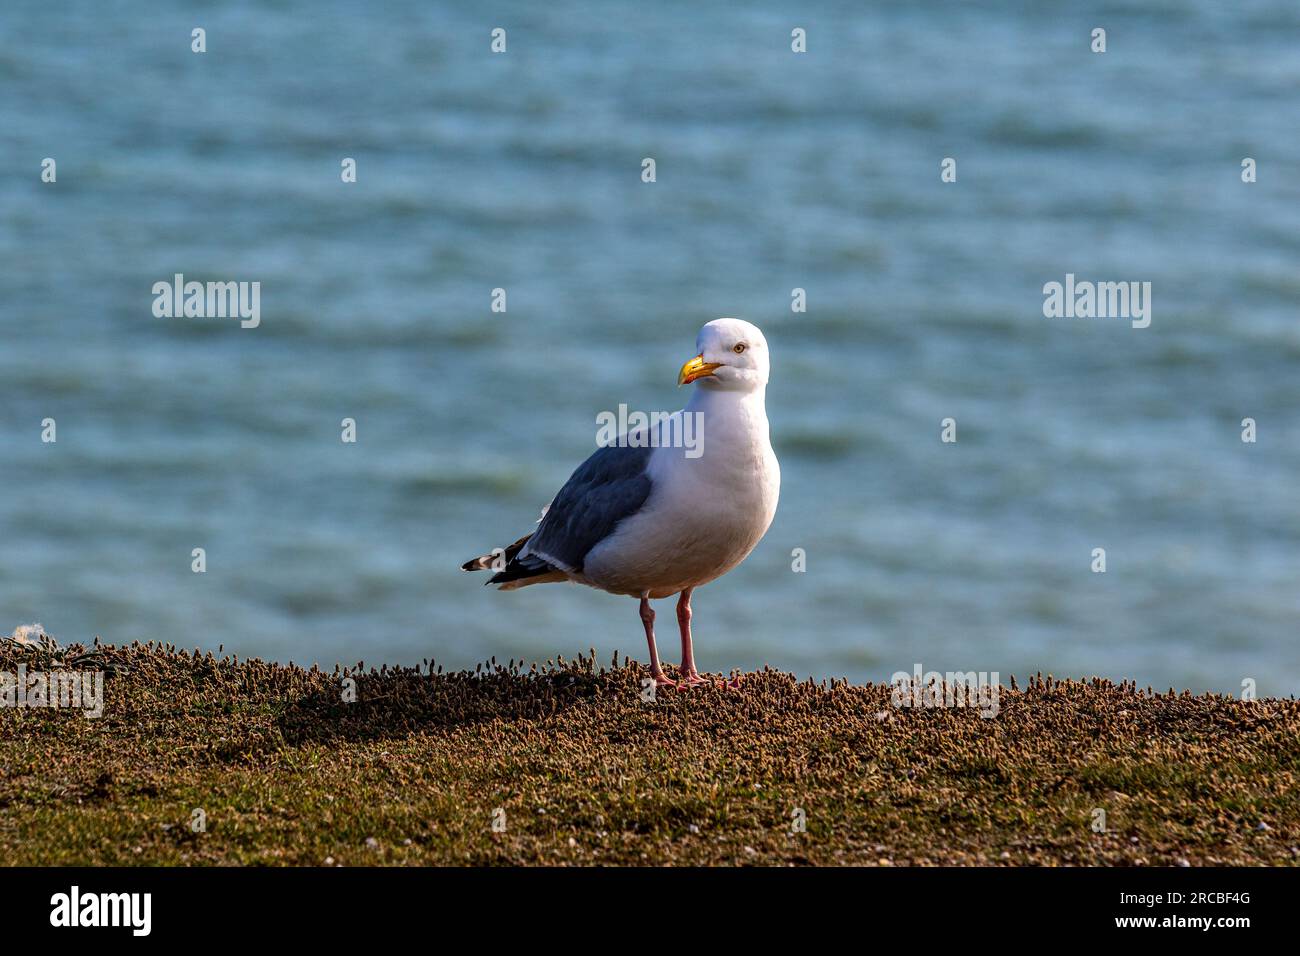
[521,442,655,574]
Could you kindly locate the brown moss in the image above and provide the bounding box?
[1,638,1297,866]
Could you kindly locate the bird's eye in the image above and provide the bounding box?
[733,343,746,354]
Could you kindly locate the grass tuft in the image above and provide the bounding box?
[1,640,1297,866]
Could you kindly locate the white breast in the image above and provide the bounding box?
[581,388,780,598]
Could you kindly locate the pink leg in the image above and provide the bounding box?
[640,597,675,688]
[678,589,742,690]
[676,589,709,686]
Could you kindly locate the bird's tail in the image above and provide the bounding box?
[460,533,531,573]
[461,533,562,587]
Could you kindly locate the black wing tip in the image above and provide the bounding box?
[486,563,555,586]
[463,548,557,586]
[462,532,535,576]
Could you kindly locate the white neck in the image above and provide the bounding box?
[684,382,770,447]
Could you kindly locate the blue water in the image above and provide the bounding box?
[3,1,1299,694]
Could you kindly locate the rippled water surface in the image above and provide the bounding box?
[3,1,1299,693]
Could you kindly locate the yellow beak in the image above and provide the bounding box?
[678,354,721,386]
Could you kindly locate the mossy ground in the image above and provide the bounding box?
[1,636,1297,866]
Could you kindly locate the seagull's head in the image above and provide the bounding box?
[677,318,770,392]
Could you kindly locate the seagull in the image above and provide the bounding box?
[462,318,780,688]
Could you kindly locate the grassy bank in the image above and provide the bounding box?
[1,635,1297,866]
